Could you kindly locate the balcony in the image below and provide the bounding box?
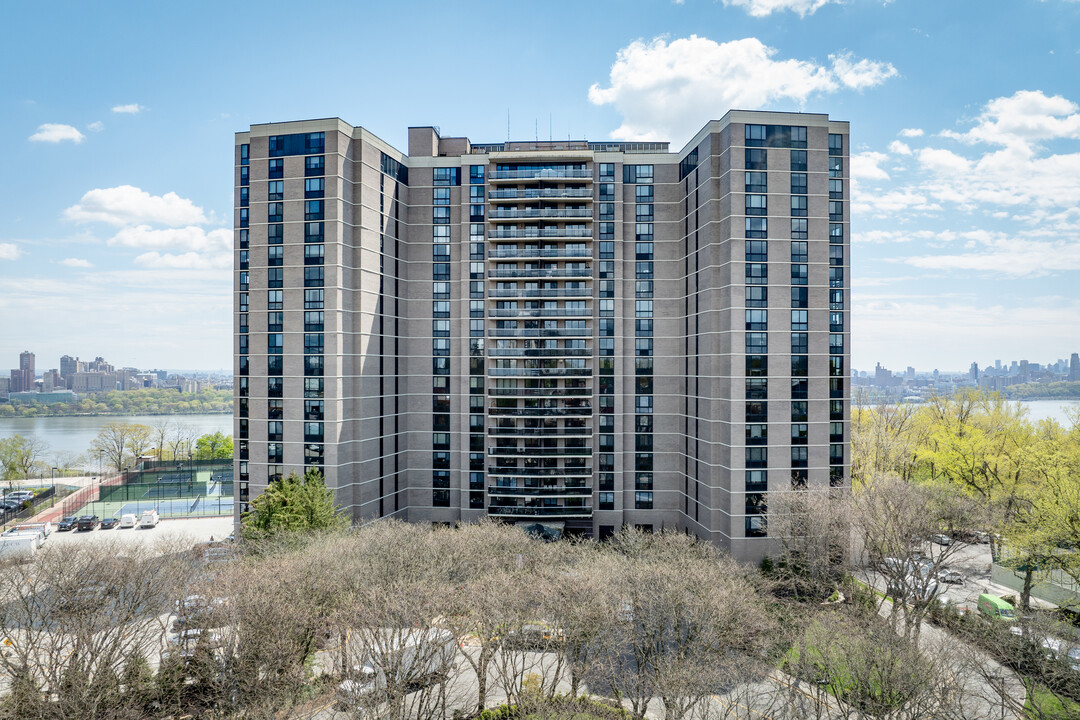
[488,447,593,456]
[488,406,592,417]
[488,267,591,279]
[489,208,592,221]
[488,169,592,181]
[488,486,592,497]
[490,287,591,298]
[488,466,592,477]
[487,367,592,377]
[488,247,591,259]
[490,328,591,338]
[487,505,593,518]
[488,308,590,318]
[489,228,592,240]
[487,348,590,357]
[488,426,592,436]
[488,388,593,397]
[489,188,593,202]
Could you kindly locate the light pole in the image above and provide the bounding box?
[50,466,58,506]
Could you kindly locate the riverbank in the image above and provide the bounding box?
[0,414,234,458]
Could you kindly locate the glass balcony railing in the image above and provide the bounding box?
[488,267,591,279]
[490,288,591,298]
[487,426,592,436]
[488,486,592,496]
[487,466,592,476]
[489,228,592,239]
[488,247,591,259]
[488,308,590,317]
[490,328,591,337]
[487,367,592,376]
[489,188,593,200]
[489,169,592,180]
[489,208,592,220]
[487,347,591,357]
[487,505,593,518]
[487,388,593,397]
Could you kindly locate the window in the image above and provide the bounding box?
[829,201,844,221]
[636,204,654,222]
[239,143,249,165]
[745,309,768,331]
[745,447,767,468]
[790,150,807,172]
[829,179,843,199]
[791,218,808,240]
[305,244,324,265]
[790,195,808,217]
[304,266,324,287]
[791,333,808,354]
[267,290,283,310]
[746,355,767,377]
[306,155,325,176]
[830,246,844,267]
[433,188,450,205]
[304,288,324,309]
[267,246,283,267]
[239,186,249,206]
[746,333,768,354]
[470,165,485,184]
[829,133,843,156]
[791,241,808,262]
[746,286,767,308]
[433,207,450,224]
[830,267,844,288]
[268,181,283,201]
[745,240,767,262]
[304,310,324,331]
[635,491,653,509]
[599,183,615,201]
[305,178,324,198]
[829,156,843,178]
[830,312,844,332]
[746,424,767,445]
[745,217,767,238]
[745,124,766,144]
[305,222,324,242]
[269,158,284,178]
[267,311,283,332]
[745,149,767,170]
[746,263,767,284]
[792,447,808,468]
[268,203,283,222]
[791,310,808,331]
[305,200,324,220]
[433,167,459,186]
[830,223,844,243]
[830,289,844,310]
[599,492,615,511]
[623,164,653,183]
[791,355,808,377]
[746,194,767,216]
[745,172,767,193]
[239,208,249,228]
[791,401,808,422]
[790,173,807,194]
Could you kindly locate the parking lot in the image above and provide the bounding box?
[43,516,234,549]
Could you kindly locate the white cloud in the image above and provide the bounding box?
[87,121,104,132]
[588,36,897,142]
[108,225,231,254]
[133,251,232,270]
[888,140,912,155]
[111,103,145,114]
[900,235,1080,277]
[852,151,891,181]
[64,185,209,227]
[28,123,85,144]
[59,257,93,268]
[0,243,21,261]
[720,0,832,16]
[854,296,1080,370]
[939,90,1080,149]
[898,128,924,137]
[829,52,899,90]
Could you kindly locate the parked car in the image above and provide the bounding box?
[57,516,78,531]
[119,513,138,529]
[931,534,953,546]
[139,509,159,528]
[940,569,964,584]
[977,593,1017,621]
[76,515,100,531]
[100,517,119,530]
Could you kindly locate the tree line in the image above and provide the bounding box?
[0,388,231,418]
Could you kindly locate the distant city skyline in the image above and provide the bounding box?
[2,1,1080,369]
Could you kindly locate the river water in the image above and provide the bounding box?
[0,414,233,460]
[0,400,1075,461]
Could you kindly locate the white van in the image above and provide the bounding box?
[139,509,160,528]
[119,513,138,529]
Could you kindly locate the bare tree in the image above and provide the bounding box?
[150,419,173,462]
[167,423,196,463]
[89,422,152,473]
[767,487,853,601]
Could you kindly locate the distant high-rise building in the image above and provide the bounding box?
[995,359,1001,370]
[906,366,915,379]
[233,111,852,560]
[1070,353,1080,381]
[19,351,34,375]
[969,362,979,380]
[60,355,79,380]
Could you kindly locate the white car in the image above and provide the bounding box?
[119,513,138,528]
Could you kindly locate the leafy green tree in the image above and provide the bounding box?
[0,434,49,481]
[194,431,233,460]
[241,469,348,539]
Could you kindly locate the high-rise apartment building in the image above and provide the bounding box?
[233,111,850,560]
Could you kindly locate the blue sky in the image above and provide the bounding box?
[2,0,1079,374]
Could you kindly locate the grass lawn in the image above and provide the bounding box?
[1026,682,1080,719]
